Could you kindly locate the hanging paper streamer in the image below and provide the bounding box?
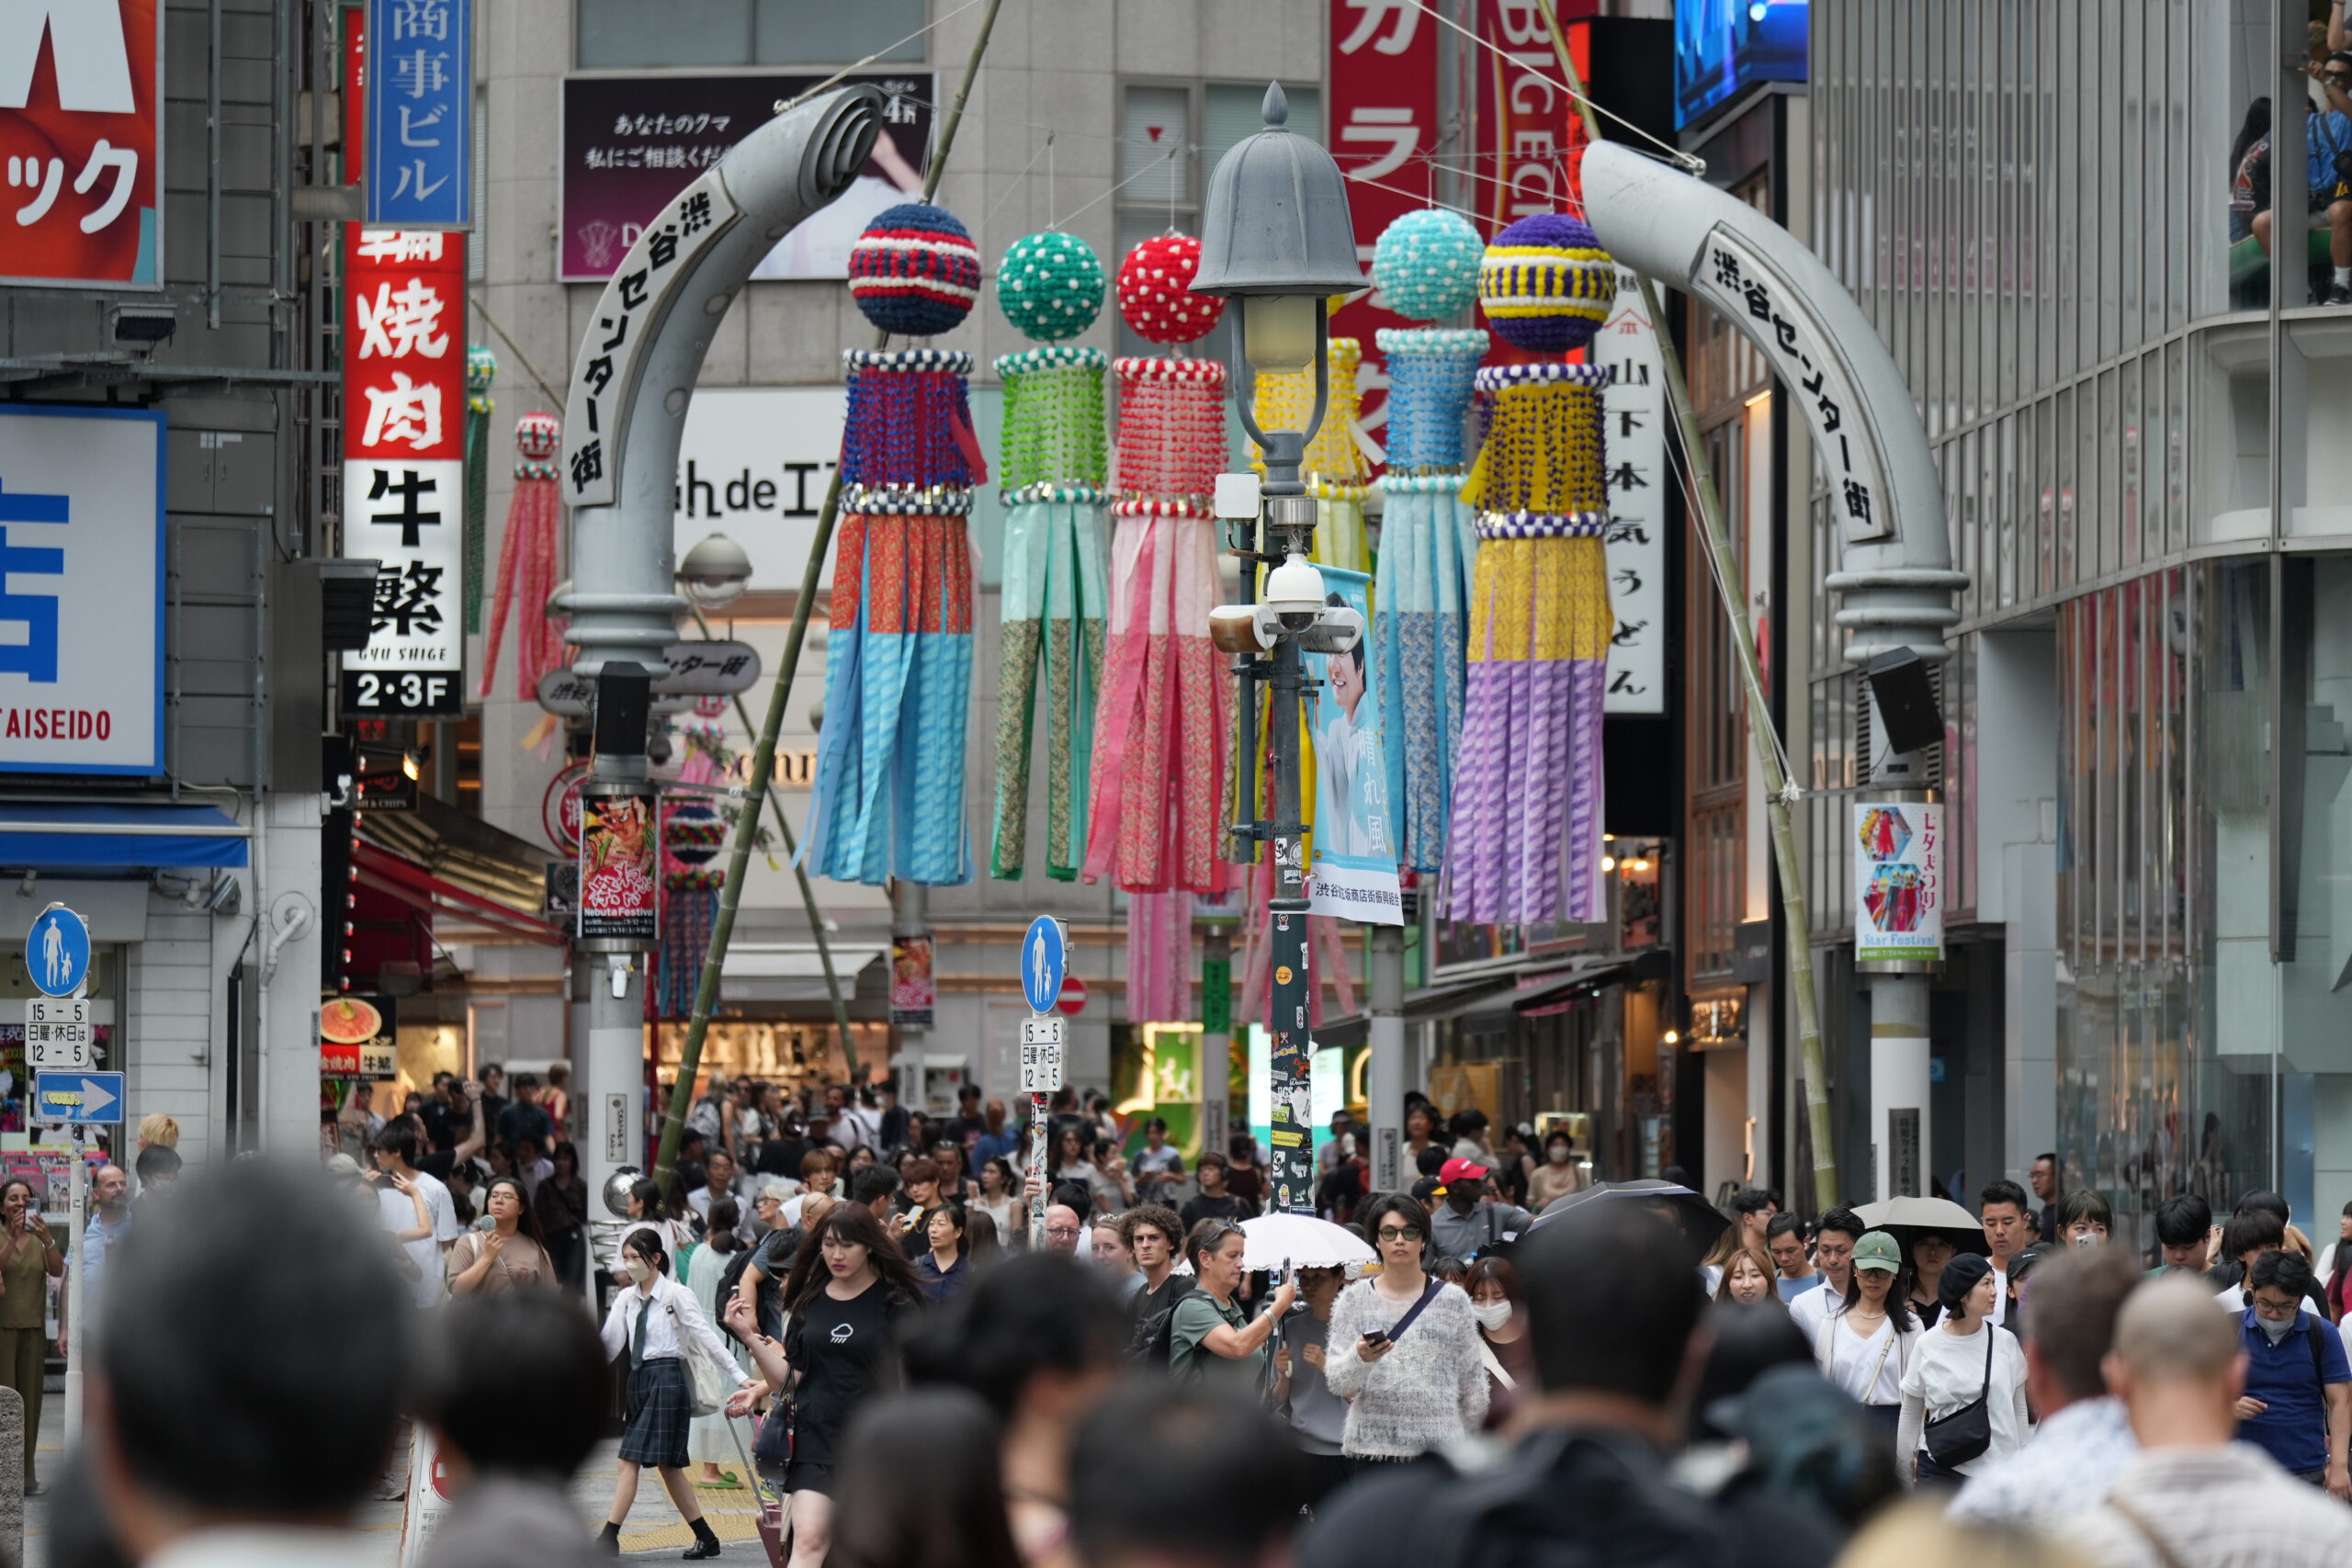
[479,412,566,700]
[990,231,1111,881]
[654,791,726,1021]
[803,350,984,886]
[1127,888,1195,1024]
[1084,354,1231,897]
[463,346,495,636]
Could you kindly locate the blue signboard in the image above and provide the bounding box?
[27,905,90,998]
[1021,916,1066,1016]
[365,0,472,230]
[33,1071,123,1125]
[1674,0,1808,130]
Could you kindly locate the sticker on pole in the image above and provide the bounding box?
[1020,916,1067,1016]
[27,906,91,998]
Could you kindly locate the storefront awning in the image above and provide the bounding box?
[350,840,561,945]
[719,943,886,1002]
[1453,953,1631,1024]
[0,802,248,870]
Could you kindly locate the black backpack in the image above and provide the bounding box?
[1129,1277,1200,1366]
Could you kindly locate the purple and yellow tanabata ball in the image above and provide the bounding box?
[1477,213,1615,354]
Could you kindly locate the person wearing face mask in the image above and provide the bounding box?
[1463,1255,1533,1429]
[1528,1131,1584,1210]
[595,1229,741,1557]
[2230,1248,2352,1495]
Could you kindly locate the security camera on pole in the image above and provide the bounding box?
[1194,85,1368,1216]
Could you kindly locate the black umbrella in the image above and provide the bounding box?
[1529,1179,1731,1260]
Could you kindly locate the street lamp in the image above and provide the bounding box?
[1194,83,1365,1216]
[677,531,754,612]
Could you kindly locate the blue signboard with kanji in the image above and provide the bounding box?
[364,0,472,231]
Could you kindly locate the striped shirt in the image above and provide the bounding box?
[2064,1444,2352,1568]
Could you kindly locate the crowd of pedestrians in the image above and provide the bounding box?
[51,1079,2352,1568]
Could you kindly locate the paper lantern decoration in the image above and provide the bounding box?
[1478,213,1614,355]
[1116,233,1227,346]
[1373,326,1487,873]
[997,231,1105,342]
[1446,361,1615,925]
[479,412,566,701]
[1373,209,1484,323]
[849,202,982,338]
[804,347,988,886]
[989,344,1111,880]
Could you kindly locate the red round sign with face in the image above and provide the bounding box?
[542,761,590,852]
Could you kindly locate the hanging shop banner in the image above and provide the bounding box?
[889,933,936,1030]
[559,73,933,281]
[578,786,659,946]
[320,994,398,1079]
[1854,799,1942,964]
[1596,266,1666,715]
[343,229,468,716]
[1475,0,1589,238]
[363,0,471,230]
[0,0,164,288]
[1327,0,1441,434]
[0,405,164,774]
[1306,566,1403,925]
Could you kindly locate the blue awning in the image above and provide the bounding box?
[0,803,249,870]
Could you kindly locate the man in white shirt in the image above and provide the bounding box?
[1789,1207,1864,1341]
[1980,1179,2034,1327]
[373,1122,458,1306]
[2064,1277,2352,1568]
[684,1148,751,1242]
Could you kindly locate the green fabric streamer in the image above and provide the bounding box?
[463,345,495,636]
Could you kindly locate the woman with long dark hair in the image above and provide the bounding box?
[1810,1229,1917,1433]
[973,1156,1019,1241]
[827,1390,1023,1568]
[1463,1255,1533,1430]
[446,1174,553,1295]
[964,1206,1005,1272]
[725,1201,924,1568]
[534,1140,590,1292]
[609,1176,694,1286]
[596,1228,738,1557]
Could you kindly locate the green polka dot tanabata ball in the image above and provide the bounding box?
[996,231,1106,342]
[1372,209,1485,323]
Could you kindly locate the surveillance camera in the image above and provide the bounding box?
[1264,553,1325,624]
[1209,604,1282,655]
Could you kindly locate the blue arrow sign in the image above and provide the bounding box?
[33,1071,122,1125]
[27,905,90,998]
[1021,916,1066,1015]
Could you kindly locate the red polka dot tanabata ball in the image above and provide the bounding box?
[1116,233,1227,346]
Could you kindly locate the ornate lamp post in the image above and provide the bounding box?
[1194,85,1366,1213]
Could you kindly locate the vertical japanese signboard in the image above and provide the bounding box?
[1475,0,1594,238]
[0,0,164,288]
[1596,268,1665,715]
[343,229,467,716]
[0,406,164,774]
[364,0,471,230]
[1327,0,1440,435]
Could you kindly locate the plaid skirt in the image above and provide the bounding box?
[620,1357,693,1468]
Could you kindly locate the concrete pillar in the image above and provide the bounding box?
[260,793,323,1155]
[1367,923,1406,1192]
[2002,840,2057,1185]
[1869,973,1931,1201]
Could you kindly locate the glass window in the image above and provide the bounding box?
[754,0,926,63]
[576,0,923,68]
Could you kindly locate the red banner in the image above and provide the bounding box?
[1475,0,1597,238]
[0,0,164,288]
[1328,0,1442,443]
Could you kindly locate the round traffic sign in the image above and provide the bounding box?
[1057,974,1087,1017]
[1021,916,1067,1015]
[26,904,90,998]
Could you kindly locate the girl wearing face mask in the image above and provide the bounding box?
[1528,1132,1585,1210]
[1463,1256,1533,1429]
[596,1229,742,1558]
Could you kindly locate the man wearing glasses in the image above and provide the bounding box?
[2233,1249,2352,1497]
[1043,1202,1087,1257]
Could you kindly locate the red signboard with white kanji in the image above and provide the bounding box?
[343,228,467,716]
[0,0,165,288]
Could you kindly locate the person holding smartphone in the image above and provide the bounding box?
[0,1177,60,1494]
[1324,1192,1488,1461]
[1169,1220,1294,1393]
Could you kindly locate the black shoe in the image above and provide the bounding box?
[682,1535,723,1560]
[595,1524,621,1556]
[2329,284,2352,307]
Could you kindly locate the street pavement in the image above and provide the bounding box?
[20,1379,780,1562]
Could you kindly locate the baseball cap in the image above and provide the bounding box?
[1437,1156,1490,1189]
[324,1153,363,1179]
[1851,1230,1903,1274]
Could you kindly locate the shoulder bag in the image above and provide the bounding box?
[1920,1326,1996,1469]
[666,1284,733,1418]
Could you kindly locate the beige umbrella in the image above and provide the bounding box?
[1853,1195,1989,1257]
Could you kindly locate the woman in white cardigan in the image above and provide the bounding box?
[1324,1192,1489,1459]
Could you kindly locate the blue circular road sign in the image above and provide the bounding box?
[1021,916,1066,1015]
[28,905,90,998]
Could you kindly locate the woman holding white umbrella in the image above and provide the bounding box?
[1324,1193,1488,1460]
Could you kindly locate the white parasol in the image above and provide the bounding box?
[1238,1213,1378,1271]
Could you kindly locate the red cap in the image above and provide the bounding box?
[1438,1156,1490,1188]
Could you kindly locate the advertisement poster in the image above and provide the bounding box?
[889,934,935,1030]
[342,229,467,717]
[1854,800,1942,963]
[578,792,658,944]
[0,406,164,774]
[0,0,164,288]
[320,995,398,1078]
[559,73,933,281]
[1306,567,1403,925]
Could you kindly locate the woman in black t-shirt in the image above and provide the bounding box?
[726,1201,923,1568]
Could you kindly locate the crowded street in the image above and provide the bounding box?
[7,0,2352,1564]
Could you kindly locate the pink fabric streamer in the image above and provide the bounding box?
[481,414,568,700]
[1125,889,1195,1024]
[1234,858,1360,1029]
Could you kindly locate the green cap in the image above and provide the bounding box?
[1852,1231,1904,1274]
